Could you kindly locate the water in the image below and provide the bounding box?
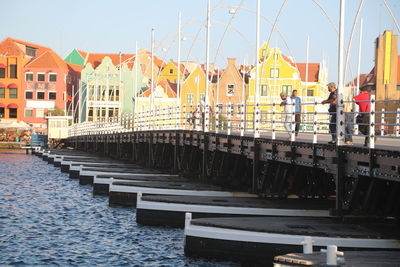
[0,150,239,266]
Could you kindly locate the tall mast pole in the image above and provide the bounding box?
[356,18,363,94]
[337,0,345,146]
[254,0,260,138]
[204,0,211,133]
[177,12,182,108]
[305,36,310,96]
[151,28,155,120]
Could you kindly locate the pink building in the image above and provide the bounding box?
[22,50,78,134]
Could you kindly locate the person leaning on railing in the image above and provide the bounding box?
[321,82,337,144]
[353,87,371,146]
[280,92,293,139]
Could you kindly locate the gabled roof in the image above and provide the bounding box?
[296,63,320,82]
[346,74,368,87]
[139,79,177,98]
[0,37,51,57]
[145,51,166,68]
[85,53,135,69]
[25,50,67,69]
[77,50,88,59]
[67,62,83,73]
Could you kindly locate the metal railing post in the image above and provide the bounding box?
[369,94,375,149]
[396,108,400,137]
[227,103,232,136]
[380,108,385,136]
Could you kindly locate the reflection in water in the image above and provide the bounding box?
[0,150,238,266]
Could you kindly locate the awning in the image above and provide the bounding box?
[0,103,4,108]
[7,103,18,109]
[0,63,6,68]
[7,83,18,89]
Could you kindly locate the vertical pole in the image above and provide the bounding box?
[380,108,385,136]
[335,0,346,217]
[354,18,363,135]
[202,0,211,181]
[336,0,346,146]
[313,100,318,143]
[151,28,155,130]
[216,68,220,133]
[305,36,309,98]
[369,94,375,149]
[204,0,211,133]
[227,103,232,135]
[254,0,261,139]
[396,108,400,137]
[72,85,75,123]
[176,12,182,130]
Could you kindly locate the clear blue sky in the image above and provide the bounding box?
[1,0,399,83]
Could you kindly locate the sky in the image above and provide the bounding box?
[1,0,399,83]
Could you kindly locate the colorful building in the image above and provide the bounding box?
[247,45,329,131]
[22,50,74,133]
[0,38,51,121]
[79,54,147,122]
[134,79,177,129]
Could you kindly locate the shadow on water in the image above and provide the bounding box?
[0,150,240,266]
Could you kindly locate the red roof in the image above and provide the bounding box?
[25,50,67,69]
[282,55,296,67]
[67,62,83,72]
[85,53,135,69]
[0,37,51,57]
[296,63,320,82]
[77,50,88,59]
[145,51,166,68]
[346,74,368,87]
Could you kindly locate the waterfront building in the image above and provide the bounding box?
[134,79,177,129]
[22,50,79,133]
[0,38,50,121]
[180,64,208,120]
[247,44,329,132]
[158,60,187,83]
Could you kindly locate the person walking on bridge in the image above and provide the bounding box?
[291,90,301,136]
[321,82,337,144]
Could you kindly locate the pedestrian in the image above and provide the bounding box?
[280,92,293,139]
[291,90,301,136]
[321,82,337,144]
[344,102,353,145]
[353,88,371,146]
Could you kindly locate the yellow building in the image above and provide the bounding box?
[180,64,207,117]
[247,45,329,132]
[134,79,177,130]
[158,60,186,83]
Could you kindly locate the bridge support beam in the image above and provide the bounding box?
[335,149,346,216]
[252,138,260,194]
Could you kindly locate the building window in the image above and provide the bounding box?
[0,87,4,98]
[49,92,56,100]
[0,107,4,118]
[307,89,314,96]
[169,69,174,74]
[49,73,57,82]
[187,94,194,105]
[25,72,33,82]
[270,68,279,78]
[9,88,17,99]
[26,91,33,99]
[397,85,400,91]
[26,46,37,57]
[0,67,5,78]
[194,76,200,84]
[37,73,45,82]
[261,84,268,96]
[36,109,44,118]
[25,109,33,118]
[10,64,17,78]
[282,85,292,94]
[37,92,45,100]
[200,94,205,103]
[273,53,278,61]
[227,84,235,96]
[9,108,17,118]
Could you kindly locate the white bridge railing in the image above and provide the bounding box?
[68,97,400,149]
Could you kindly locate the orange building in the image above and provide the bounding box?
[0,38,52,121]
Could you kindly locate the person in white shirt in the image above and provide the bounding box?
[280,92,293,138]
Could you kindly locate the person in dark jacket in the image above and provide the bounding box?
[321,82,337,144]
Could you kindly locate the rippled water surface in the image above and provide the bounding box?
[0,150,239,266]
